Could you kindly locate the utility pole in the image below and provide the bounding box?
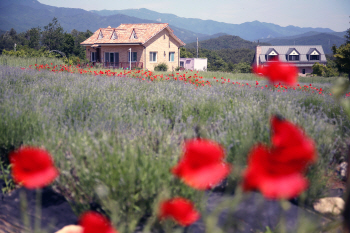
[197,37,198,58]
[129,48,131,70]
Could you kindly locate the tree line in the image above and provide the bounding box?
[180,47,253,73]
[0,18,92,62]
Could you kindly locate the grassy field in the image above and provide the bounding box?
[0,56,348,232]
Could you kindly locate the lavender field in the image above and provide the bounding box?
[0,63,348,232]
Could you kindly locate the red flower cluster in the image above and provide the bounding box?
[171,139,231,190]
[10,147,59,189]
[253,60,298,86]
[159,198,200,226]
[242,116,317,199]
[79,211,118,233]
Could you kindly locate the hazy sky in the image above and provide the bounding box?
[38,0,350,32]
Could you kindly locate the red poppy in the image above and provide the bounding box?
[253,60,298,86]
[242,116,317,199]
[79,211,118,233]
[10,147,59,189]
[159,197,200,226]
[171,139,231,190]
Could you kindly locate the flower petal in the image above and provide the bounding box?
[159,198,200,226]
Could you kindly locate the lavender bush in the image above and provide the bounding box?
[0,64,347,232]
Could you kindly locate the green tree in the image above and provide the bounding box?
[42,17,64,50]
[180,47,193,58]
[332,43,350,80]
[312,62,324,76]
[60,33,75,57]
[25,27,41,49]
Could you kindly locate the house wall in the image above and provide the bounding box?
[85,45,144,65]
[193,58,207,71]
[298,67,313,77]
[143,29,182,71]
[180,58,194,70]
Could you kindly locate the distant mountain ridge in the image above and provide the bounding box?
[0,0,211,43]
[185,35,270,50]
[91,8,336,41]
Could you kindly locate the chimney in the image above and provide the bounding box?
[255,44,261,67]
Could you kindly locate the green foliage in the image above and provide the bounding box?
[2,46,58,58]
[332,43,350,77]
[180,47,193,58]
[0,18,92,61]
[312,62,339,77]
[41,18,64,51]
[154,62,168,71]
[60,33,75,58]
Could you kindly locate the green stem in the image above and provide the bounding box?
[20,189,30,232]
[34,188,42,233]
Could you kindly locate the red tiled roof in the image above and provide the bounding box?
[80,23,185,46]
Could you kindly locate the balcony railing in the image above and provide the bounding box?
[90,62,143,69]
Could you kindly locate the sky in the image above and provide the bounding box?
[38,0,350,32]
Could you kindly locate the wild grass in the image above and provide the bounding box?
[0,62,348,232]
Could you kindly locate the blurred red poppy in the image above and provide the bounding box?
[10,147,59,189]
[242,116,317,199]
[79,211,118,233]
[253,60,298,86]
[171,139,231,190]
[159,197,200,226]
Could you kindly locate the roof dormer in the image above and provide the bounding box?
[266,48,278,61]
[130,29,138,39]
[98,30,103,40]
[286,48,300,61]
[111,30,118,40]
[307,48,320,61]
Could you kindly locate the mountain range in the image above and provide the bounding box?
[0,0,346,50]
[91,8,337,41]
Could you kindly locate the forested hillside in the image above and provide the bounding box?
[185,35,269,50]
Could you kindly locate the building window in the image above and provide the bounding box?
[164,51,166,58]
[169,52,175,62]
[150,52,157,62]
[310,55,320,60]
[98,31,103,39]
[267,55,278,61]
[288,55,299,61]
[302,69,305,74]
[105,52,119,63]
[128,52,137,62]
[91,52,96,62]
[180,61,184,67]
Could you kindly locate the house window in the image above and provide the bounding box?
[128,52,137,62]
[150,52,157,62]
[91,52,96,62]
[310,55,320,60]
[164,51,166,58]
[267,55,278,61]
[302,69,306,74]
[180,61,184,67]
[288,55,299,61]
[169,52,175,62]
[105,52,119,63]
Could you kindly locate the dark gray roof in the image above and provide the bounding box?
[286,48,300,55]
[258,45,326,64]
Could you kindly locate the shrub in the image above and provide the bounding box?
[154,62,168,71]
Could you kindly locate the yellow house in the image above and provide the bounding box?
[80,23,185,71]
